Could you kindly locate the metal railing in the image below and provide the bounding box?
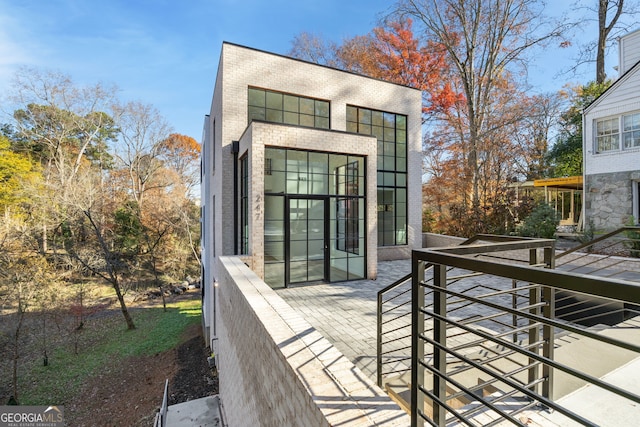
[153,379,169,427]
[556,226,640,261]
[376,235,551,389]
[410,241,640,426]
[555,227,640,327]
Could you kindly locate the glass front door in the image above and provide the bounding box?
[287,197,328,284]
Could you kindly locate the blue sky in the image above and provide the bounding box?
[0,0,622,141]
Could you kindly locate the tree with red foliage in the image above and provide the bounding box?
[290,19,460,121]
[340,19,460,120]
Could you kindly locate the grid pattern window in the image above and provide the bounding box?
[596,117,620,152]
[248,87,330,129]
[240,155,248,255]
[336,162,359,254]
[263,147,365,288]
[623,112,640,149]
[346,105,407,246]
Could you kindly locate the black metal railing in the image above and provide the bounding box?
[411,241,640,426]
[376,235,552,389]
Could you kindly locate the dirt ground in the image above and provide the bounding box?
[67,305,218,426]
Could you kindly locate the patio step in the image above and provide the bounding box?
[384,372,499,419]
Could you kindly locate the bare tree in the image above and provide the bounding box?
[111,101,173,211]
[8,67,118,253]
[288,32,340,66]
[0,219,54,402]
[63,166,137,330]
[597,0,626,82]
[511,91,566,179]
[396,0,566,227]
[566,0,638,83]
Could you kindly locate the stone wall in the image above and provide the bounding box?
[216,256,410,427]
[585,171,640,230]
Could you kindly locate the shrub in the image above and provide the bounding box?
[517,203,559,239]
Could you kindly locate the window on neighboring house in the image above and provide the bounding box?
[346,105,407,246]
[595,112,640,153]
[596,117,620,152]
[248,87,330,129]
[623,113,640,149]
[240,155,249,254]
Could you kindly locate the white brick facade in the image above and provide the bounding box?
[201,38,422,366]
[216,256,410,427]
[239,121,379,280]
[200,45,423,424]
[202,43,422,299]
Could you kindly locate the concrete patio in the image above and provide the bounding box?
[277,258,640,426]
[277,259,411,383]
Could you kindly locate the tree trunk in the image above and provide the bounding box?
[597,0,625,84]
[597,0,609,84]
[42,223,48,254]
[12,305,26,401]
[112,278,136,330]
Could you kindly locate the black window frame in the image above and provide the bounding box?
[248,87,330,129]
[347,105,408,246]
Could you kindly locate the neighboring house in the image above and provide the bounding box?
[200,42,422,345]
[583,29,640,231]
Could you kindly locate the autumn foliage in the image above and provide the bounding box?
[339,19,460,118]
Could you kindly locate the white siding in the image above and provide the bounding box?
[583,29,640,230]
[584,68,640,176]
[619,29,640,75]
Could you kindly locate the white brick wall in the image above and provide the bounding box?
[206,41,422,260]
[216,256,411,427]
[240,121,379,280]
[202,40,422,349]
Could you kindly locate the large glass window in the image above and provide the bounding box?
[347,105,407,246]
[240,155,248,254]
[336,161,359,254]
[248,87,330,129]
[263,147,365,287]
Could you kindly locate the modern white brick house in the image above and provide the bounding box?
[583,29,640,230]
[201,43,422,344]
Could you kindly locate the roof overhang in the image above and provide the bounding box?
[533,176,583,190]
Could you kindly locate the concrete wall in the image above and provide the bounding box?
[216,256,410,427]
[422,232,466,248]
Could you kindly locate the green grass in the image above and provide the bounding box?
[18,298,201,405]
